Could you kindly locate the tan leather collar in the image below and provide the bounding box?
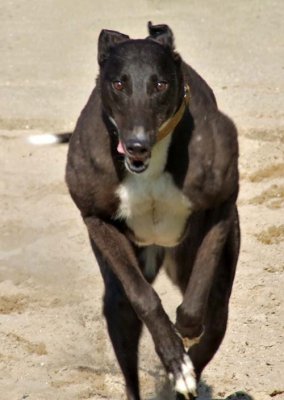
[157,84,190,142]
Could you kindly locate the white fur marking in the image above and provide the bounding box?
[116,135,193,247]
[27,134,59,145]
[174,354,197,398]
[109,116,118,129]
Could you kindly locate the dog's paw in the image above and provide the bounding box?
[168,354,197,399]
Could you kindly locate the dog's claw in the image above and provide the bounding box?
[168,354,197,398]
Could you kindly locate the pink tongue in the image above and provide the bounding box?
[117,140,126,154]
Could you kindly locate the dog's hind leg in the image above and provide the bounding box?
[98,260,143,400]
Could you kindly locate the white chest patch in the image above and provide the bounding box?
[115,135,193,247]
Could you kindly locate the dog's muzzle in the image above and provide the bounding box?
[117,138,151,174]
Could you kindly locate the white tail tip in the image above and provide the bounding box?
[27,134,59,145]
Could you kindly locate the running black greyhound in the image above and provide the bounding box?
[65,22,240,400]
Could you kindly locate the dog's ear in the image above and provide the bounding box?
[147,21,174,49]
[98,29,130,66]
[147,22,181,64]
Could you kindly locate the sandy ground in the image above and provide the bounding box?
[0,1,283,399]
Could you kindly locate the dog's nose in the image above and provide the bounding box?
[125,139,150,160]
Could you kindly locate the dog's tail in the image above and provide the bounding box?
[27,132,72,145]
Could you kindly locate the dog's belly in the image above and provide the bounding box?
[116,171,192,247]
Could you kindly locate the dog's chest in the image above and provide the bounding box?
[116,171,192,247]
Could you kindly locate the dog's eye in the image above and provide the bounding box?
[156,81,168,92]
[113,81,124,91]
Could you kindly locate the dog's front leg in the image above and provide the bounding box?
[175,203,233,350]
[84,215,197,399]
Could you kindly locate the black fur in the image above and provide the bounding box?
[65,23,240,400]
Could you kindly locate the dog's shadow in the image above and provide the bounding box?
[147,378,254,400]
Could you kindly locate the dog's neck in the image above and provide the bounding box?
[140,133,172,179]
[135,86,190,179]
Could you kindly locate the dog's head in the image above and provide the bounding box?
[98,22,185,174]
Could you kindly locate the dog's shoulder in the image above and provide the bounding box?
[182,61,217,111]
[186,110,239,209]
[66,85,122,218]
[180,62,239,210]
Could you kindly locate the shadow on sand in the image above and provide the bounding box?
[148,378,254,400]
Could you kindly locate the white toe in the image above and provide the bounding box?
[174,354,197,397]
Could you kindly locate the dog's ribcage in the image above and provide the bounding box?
[116,135,193,247]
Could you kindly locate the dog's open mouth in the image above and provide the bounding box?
[117,140,150,174]
[125,156,149,174]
